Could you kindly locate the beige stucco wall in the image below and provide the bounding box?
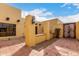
[47,19,63,38]
[0,3,24,39]
[24,15,36,47]
[24,15,63,47]
[76,22,79,40]
[24,15,51,47]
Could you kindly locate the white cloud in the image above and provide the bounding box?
[58,13,79,23]
[21,11,28,18]
[61,3,79,9]
[22,8,79,23]
[21,8,55,22]
[59,4,79,23]
[29,8,47,16]
[72,3,79,8]
[60,3,68,7]
[68,6,71,9]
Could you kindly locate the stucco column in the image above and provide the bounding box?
[43,21,51,40]
[76,22,79,40]
[24,15,36,47]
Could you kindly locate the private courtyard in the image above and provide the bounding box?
[0,38,79,56]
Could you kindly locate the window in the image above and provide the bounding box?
[35,24,44,35]
[0,23,16,37]
[32,16,35,24]
[39,24,44,34]
[35,26,38,34]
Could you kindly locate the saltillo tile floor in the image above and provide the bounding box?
[0,38,79,56]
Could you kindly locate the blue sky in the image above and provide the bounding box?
[8,3,79,16]
[8,3,79,23]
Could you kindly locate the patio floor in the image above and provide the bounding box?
[0,38,79,56]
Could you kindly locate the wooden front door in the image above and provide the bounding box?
[54,28,60,38]
[63,23,76,38]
